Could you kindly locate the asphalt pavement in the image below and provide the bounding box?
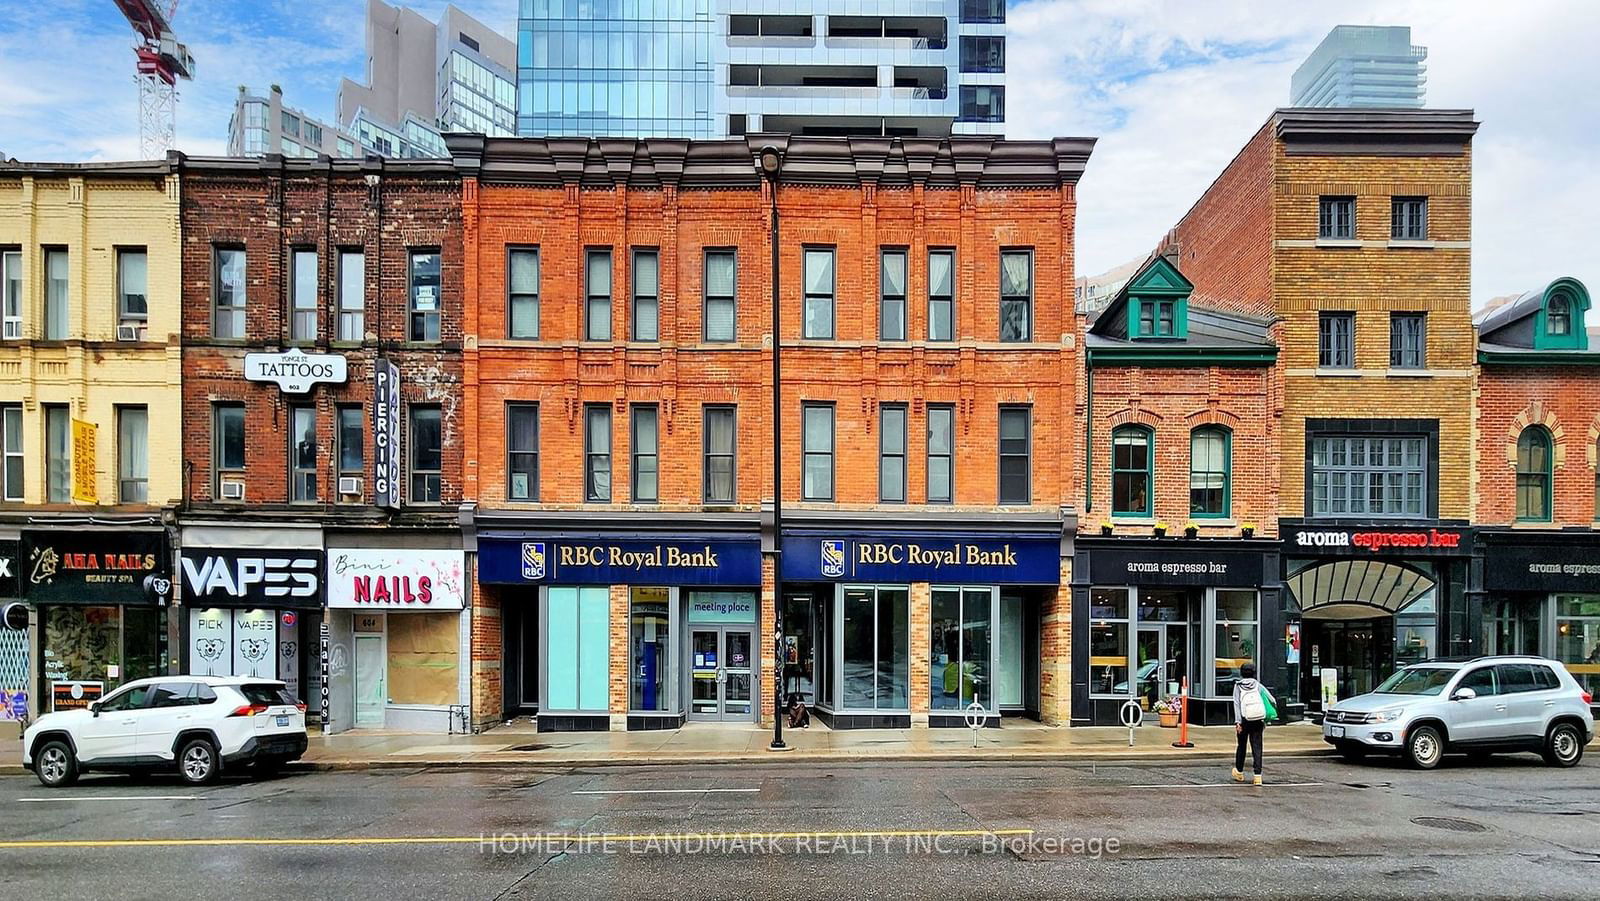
[0,752,1595,900]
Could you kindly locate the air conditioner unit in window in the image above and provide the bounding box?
[338,476,363,496]
[219,480,245,501]
[116,323,145,341]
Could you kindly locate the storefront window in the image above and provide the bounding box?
[841,586,908,710]
[1394,590,1436,667]
[931,587,994,711]
[1555,594,1600,694]
[41,605,165,690]
[1484,598,1542,657]
[1212,589,1257,698]
[546,586,609,712]
[997,593,1025,708]
[629,587,672,712]
[1089,588,1129,696]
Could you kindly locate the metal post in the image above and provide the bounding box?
[761,146,788,752]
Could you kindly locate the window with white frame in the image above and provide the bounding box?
[1,405,22,500]
[2,250,21,339]
[337,250,364,341]
[291,249,317,342]
[117,248,148,326]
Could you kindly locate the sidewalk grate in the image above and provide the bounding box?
[1410,816,1488,833]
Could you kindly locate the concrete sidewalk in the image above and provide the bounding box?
[4,719,1336,774]
[291,718,1336,769]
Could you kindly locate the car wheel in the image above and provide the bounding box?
[1405,725,1444,770]
[1543,722,1585,768]
[178,739,221,785]
[34,741,79,788]
[1339,745,1367,763]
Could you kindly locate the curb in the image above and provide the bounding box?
[3,748,1336,777]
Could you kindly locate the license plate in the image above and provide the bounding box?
[1328,725,1345,738]
[276,715,290,727]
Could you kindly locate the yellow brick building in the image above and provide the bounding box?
[1166,109,1482,716]
[0,161,182,510]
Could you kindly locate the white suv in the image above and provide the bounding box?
[22,676,308,788]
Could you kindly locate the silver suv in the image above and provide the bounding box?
[1323,656,1594,769]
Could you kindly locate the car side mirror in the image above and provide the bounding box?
[1451,687,1477,701]
[89,701,100,717]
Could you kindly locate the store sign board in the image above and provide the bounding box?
[51,680,103,712]
[71,419,97,504]
[373,360,401,509]
[1087,546,1265,587]
[326,548,465,610]
[1483,543,1600,592]
[687,593,758,623]
[179,548,323,608]
[0,539,18,598]
[1282,525,1472,557]
[782,534,1060,584]
[22,530,168,605]
[478,537,762,586]
[244,349,348,393]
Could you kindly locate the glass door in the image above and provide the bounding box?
[723,629,753,718]
[1135,626,1163,710]
[353,633,385,728]
[688,627,754,721]
[690,629,720,720]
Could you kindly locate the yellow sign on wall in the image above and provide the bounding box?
[71,419,96,504]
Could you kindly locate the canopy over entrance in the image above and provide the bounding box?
[1287,559,1435,620]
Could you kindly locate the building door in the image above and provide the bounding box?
[1303,618,1392,711]
[688,627,754,722]
[353,633,385,728]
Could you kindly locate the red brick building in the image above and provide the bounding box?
[1474,277,1600,696]
[451,135,1094,730]
[176,155,469,733]
[1073,253,1281,724]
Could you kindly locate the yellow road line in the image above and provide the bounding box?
[0,827,1034,850]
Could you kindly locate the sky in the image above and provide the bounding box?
[1,0,1595,308]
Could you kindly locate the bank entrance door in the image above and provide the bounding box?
[689,627,754,721]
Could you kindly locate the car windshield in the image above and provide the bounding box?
[1374,667,1455,695]
[241,684,296,706]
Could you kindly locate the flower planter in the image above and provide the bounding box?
[1153,528,1167,538]
[1241,528,1255,538]
[1184,527,1198,539]
[1158,711,1180,728]
[1100,525,1114,536]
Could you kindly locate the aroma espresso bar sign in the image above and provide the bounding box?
[244,349,347,393]
[1284,525,1472,556]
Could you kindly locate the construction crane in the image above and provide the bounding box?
[113,0,195,158]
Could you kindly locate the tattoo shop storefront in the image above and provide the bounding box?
[23,527,173,710]
[177,525,324,719]
[779,512,1070,730]
[1071,537,1282,726]
[1477,530,1600,707]
[1281,522,1475,714]
[477,516,764,732]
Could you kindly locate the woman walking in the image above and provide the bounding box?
[1232,663,1275,785]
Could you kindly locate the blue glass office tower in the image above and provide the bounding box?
[517,0,1005,138]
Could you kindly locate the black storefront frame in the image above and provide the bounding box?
[1071,537,1283,726]
[1476,529,1600,714]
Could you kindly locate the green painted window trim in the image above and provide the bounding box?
[1531,278,1591,351]
[1111,424,1154,517]
[1128,295,1188,340]
[1189,426,1231,519]
[1478,350,1600,366]
[1514,426,1554,523]
[1088,345,1277,367]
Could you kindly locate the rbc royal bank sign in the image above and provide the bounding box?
[478,537,762,586]
[782,532,1060,584]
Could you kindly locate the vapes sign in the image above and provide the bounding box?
[244,350,348,393]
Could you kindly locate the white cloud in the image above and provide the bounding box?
[1009,0,1600,307]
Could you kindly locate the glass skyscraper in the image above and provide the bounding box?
[517,0,1005,138]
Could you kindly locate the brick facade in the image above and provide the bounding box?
[1476,370,1600,526]
[178,159,464,515]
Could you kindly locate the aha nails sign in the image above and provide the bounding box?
[325,548,464,610]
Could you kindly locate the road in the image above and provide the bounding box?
[0,752,1596,900]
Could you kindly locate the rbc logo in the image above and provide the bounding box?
[820,540,846,578]
[521,542,547,580]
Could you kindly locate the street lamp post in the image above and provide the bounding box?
[760,145,788,752]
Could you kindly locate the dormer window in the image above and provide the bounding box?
[1547,293,1570,336]
[1138,299,1176,337]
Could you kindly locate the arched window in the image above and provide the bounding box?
[1548,293,1571,336]
[1190,426,1231,517]
[1515,427,1552,522]
[1112,426,1153,516]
